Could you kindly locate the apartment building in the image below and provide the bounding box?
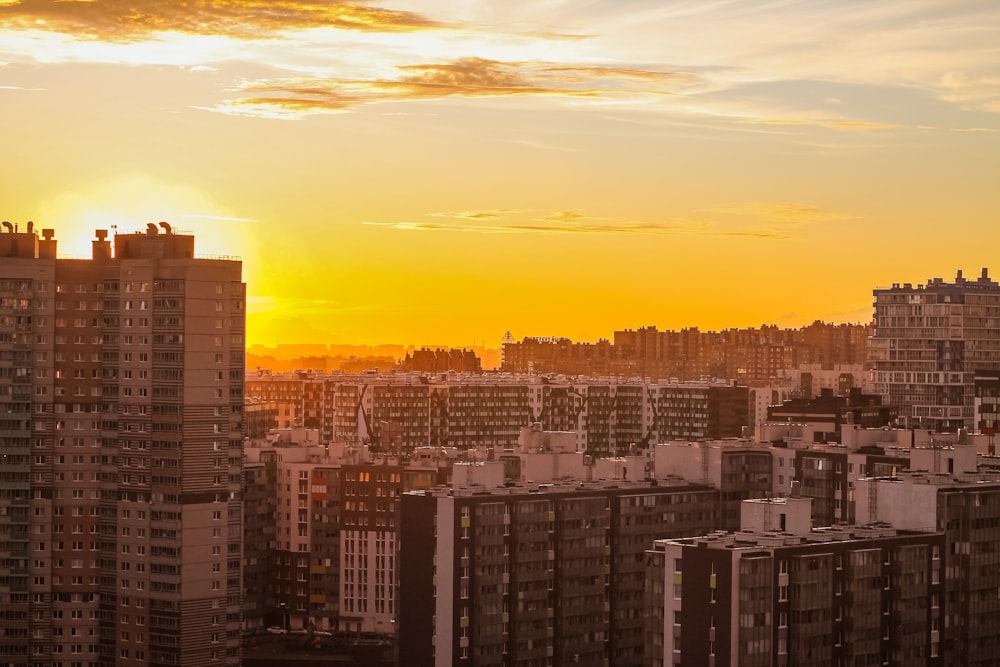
[0,224,244,667]
[870,269,1000,431]
[766,387,897,434]
[398,479,719,667]
[855,472,1000,666]
[646,516,945,667]
[651,441,773,531]
[502,321,870,382]
[246,372,748,457]
[973,369,1000,443]
[242,430,442,634]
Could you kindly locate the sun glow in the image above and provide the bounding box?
[37,175,261,282]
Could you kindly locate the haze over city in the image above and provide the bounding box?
[1,0,998,347]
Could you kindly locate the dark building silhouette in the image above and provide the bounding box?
[502,322,871,383]
[401,348,482,373]
[767,387,898,436]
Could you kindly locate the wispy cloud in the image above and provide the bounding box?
[364,202,854,238]
[183,213,258,223]
[202,57,684,118]
[364,208,706,235]
[705,201,857,238]
[0,0,441,41]
[738,118,901,131]
[0,84,43,91]
[427,209,515,221]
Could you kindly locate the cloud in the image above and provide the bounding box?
[183,213,258,223]
[738,118,901,131]
[363,201,855,239]
[0,84,43,91]
[537,210,590,223]
[506,138,580,152]
[363,208,709,236]
[427,209,514,221]
[362,219,702,235]
[205,57,682,118]
[0,0,440,41]
[705,202,856,238]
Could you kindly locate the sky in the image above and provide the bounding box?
[1,0,998,348]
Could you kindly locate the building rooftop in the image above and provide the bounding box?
[655,522,925,552]
[405,476,707,499]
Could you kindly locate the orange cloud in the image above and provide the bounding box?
[427,209,514,220]
[362,202,856,239]
[209,57,681,117]
[0,0,440,40]
[363,209,709,236]
[705,202,857,238]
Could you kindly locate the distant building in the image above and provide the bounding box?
[246,373,749,457]
[870,269,1000,431]
[501,322,870,382]
[401,348,482,373]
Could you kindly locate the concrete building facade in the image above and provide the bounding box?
[398,480,719,667]
[646,522,945,667]
[855,472,1000,666]
[0,224,245,667]
[246,372,749,457]
[870,269,1000,432]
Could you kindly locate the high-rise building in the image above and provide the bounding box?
[646,516,945,667]
[0,223,244,667]
[398,479,719,667]
[870,269,1000,432]
[856,472,1000,666]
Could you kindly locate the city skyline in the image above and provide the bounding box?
[1,1,998,347]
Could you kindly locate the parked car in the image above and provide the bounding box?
[266,626,287,635]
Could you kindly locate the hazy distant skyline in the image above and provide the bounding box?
[1,1,997,347]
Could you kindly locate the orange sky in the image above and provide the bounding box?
[1,0,998,347]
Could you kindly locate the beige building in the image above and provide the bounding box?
[0,224,244,667]
[870,270,1000,431]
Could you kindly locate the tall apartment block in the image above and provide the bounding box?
[0,223,244,667]
[646,516,946,666]
[869,269,1000,431]
[856,472,1000,666]
[398,480,719,667]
